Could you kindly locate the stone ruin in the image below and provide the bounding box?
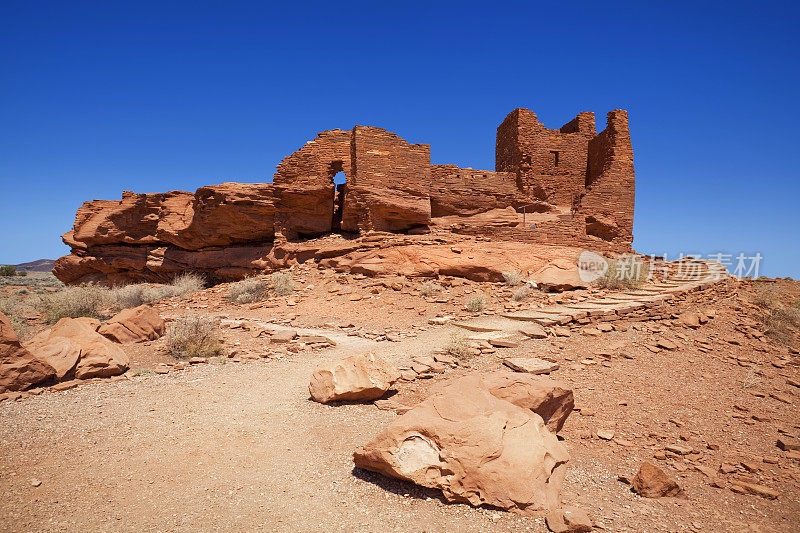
[53,108,635,285]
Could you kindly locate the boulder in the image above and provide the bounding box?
[532,257,587,291]
[678,312,701,329]
[25,318,129,380]
[98,305,165,343]
[0,312,56,392]
[546,506,594,533]
[631,462,682,498]
[309,353,400,403]
[354,381,570,514]
[433,372,574,433]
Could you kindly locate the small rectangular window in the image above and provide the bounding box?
[550,150,560,166]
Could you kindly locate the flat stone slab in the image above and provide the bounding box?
[489,338,520,348]
[452,322,502,332]
[502,357,559,374]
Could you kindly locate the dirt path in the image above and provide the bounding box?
[2,274,798,532]
[0,329,544,532]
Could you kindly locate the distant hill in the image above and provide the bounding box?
[13,259,56,272]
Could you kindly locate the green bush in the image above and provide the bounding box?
[0,265,17,277]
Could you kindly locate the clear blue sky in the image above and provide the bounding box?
[1,1,798,277]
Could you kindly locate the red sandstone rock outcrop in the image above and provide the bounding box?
[354,379,570,514]
[0,312,56,393]
[98,306,166,344]
[55,108,635,285]
[309,353,400,403]
[25,318,130,380]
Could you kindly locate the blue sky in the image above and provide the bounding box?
[1,1,798,277]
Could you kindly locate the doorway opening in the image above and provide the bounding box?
[329,161,346,232]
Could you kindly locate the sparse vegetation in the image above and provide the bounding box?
[511,285,529,301]
[751,285,800,346]
[0,270,64,290]
[466,293,485,312]
[226,276,268,304]
[595,255,649,290]
[420,280,440,297]
[112,284,173,309]
[165,317,224,359]
[170,272,206,296]
[444,333,474,360]
[0,296,31,337]
[271,271,295,296]
[41,284,110,323]
[502,270,523,286]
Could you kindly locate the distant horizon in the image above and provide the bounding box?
[2,1,798,277]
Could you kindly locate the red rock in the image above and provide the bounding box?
[631,462,683,498]
[98,305,166,343]
[309,353,399,403]
[353,380,570,514]
[519,323,547,338]
[546,506,594,533]
[776,437,800,451]
[55,110,636,285]
[25,318,129,380]
[729,480,779,499]
[432,372,574,433]
[0,312,56,393]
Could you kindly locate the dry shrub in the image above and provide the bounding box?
[0,296,30,337]
[271,271,295,296]
[512,285,530,301]
[111,284,172,309]
[420,281,440,297]
[466,293,485,312]
[42,284,110,323]
[226,277,268,304]
[170,273,206,297]
[752,284,800,345]
[444,333,473,360]
[595,255,649,290]
[166,317,223,359]
[109,273,204,310]
[502,270,523,286]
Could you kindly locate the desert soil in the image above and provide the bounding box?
[1,268,798,532]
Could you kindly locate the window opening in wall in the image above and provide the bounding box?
[550,150,560,167]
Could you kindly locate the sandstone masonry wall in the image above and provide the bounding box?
[55,107,636,285]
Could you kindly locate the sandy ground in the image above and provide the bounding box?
[1,272,799,532]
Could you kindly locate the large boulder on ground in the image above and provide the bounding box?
[0,312,56,392]
[531,257,587,291]
[632,462,683,498]
[309,353,400,403]
[354,381,570,514]
[25,318,130,380]
[430,372,574,433]
[98,305,166,343]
